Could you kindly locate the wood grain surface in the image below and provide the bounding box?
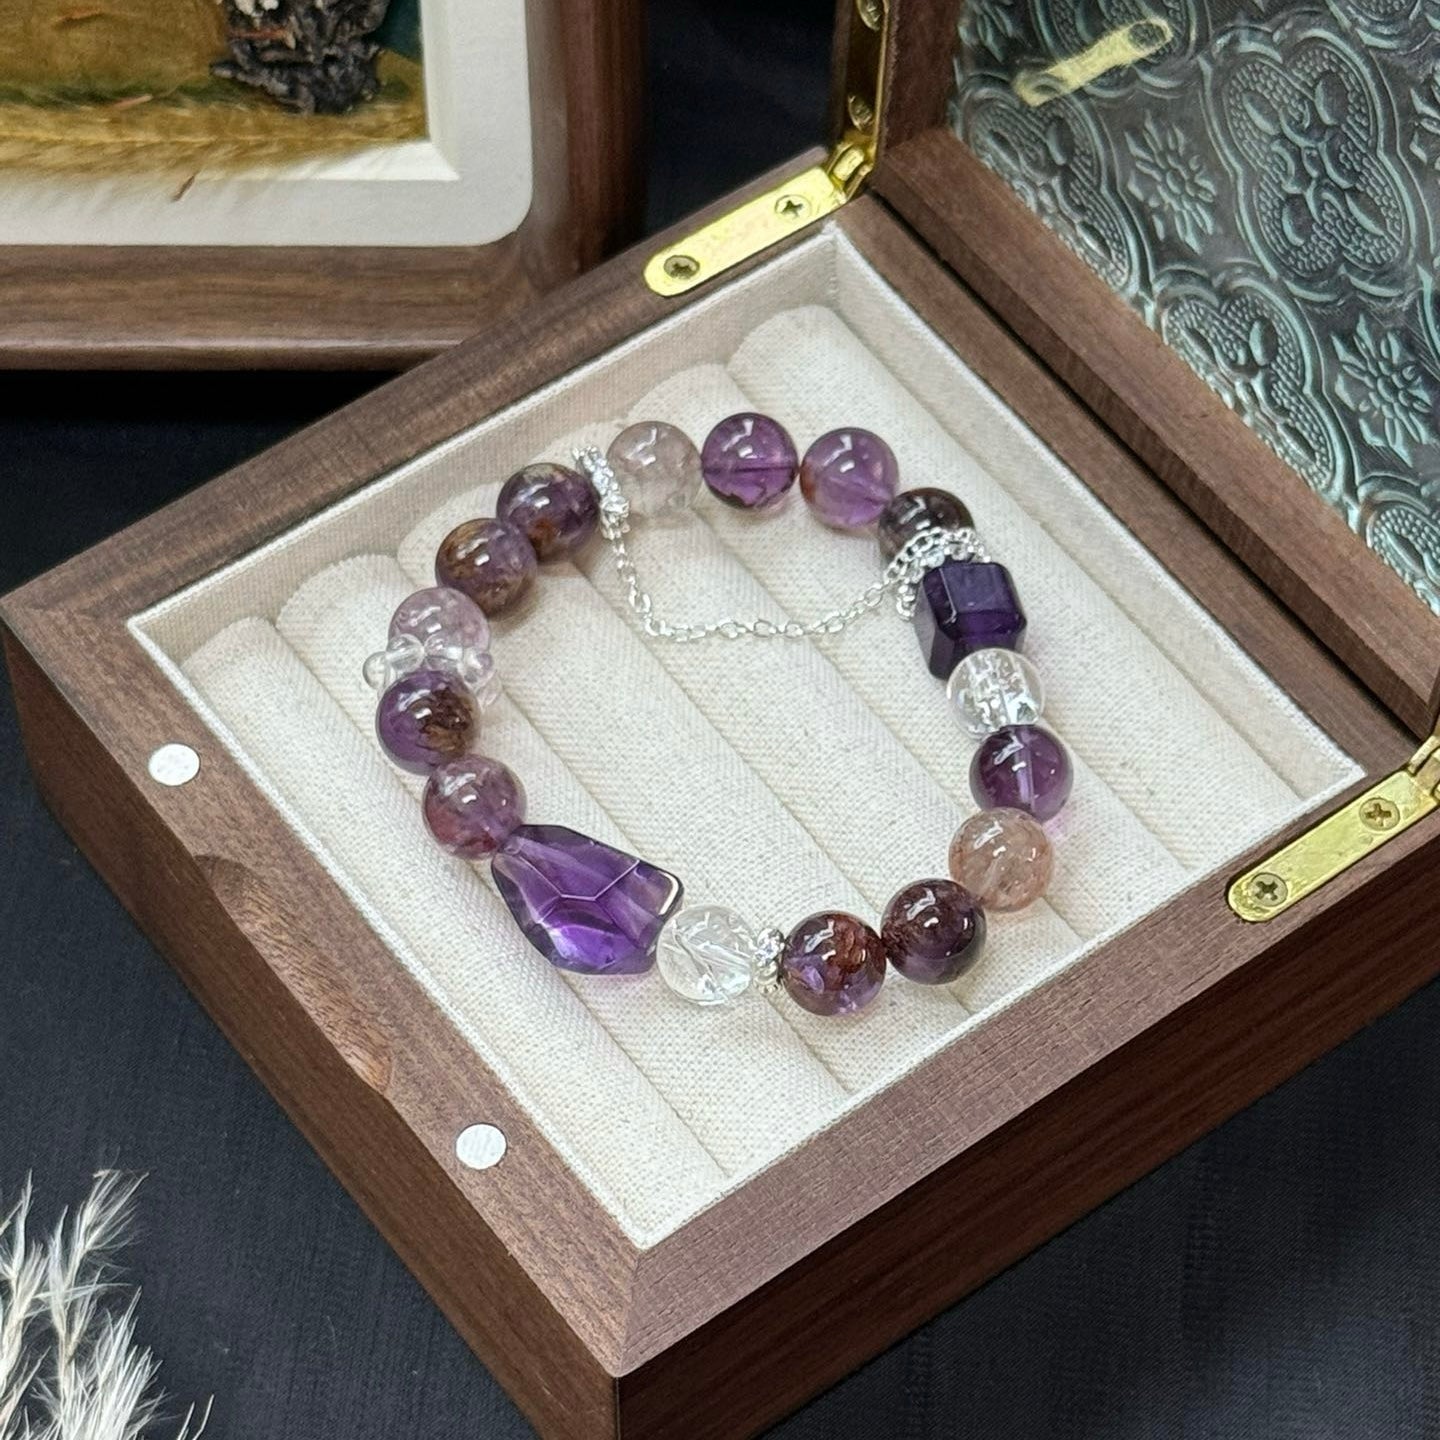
[4,169,1436,1438]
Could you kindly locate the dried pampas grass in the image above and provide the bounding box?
[0,1172,209,1440]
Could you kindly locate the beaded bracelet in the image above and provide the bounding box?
[363,415,1071,1018]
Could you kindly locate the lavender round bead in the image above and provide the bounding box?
[423,756,526,859]
[700,413,798,510]
[780,911,886,1016]
[799,427,899,529]
[376,668,477,774]
[389,586,491,655]
[497,462,599,561]
[435,517,537,615]
[880,879,986,985]
[969,724,1073,822]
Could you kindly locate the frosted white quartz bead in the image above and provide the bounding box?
[606,421,703,522]
[656,905,756,1006]
[945,647,1045,737]
[363,633,425,691]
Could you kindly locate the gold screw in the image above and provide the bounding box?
[1246,871,1288,910]
[855,0,884,30]
[663,253,700,281]
[1359,796,1401,831]
[774,193,810,221]
[847,92,875,130]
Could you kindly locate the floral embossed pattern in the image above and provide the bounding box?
[951,0,1440,615]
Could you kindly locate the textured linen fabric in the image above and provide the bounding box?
[138,231,1359,1245]
[2,0,1439,1427]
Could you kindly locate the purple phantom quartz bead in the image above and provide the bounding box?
[496,462,599,561]
[390,585,491,654]
[912,559,1026,680]
[492,824,683,975]
[969,724,1073,822]
[375,668,477,773]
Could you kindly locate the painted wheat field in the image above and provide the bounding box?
[0,0,425,174]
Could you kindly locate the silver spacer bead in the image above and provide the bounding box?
[892,524,989,619]
[750,925,785,992]
[575,445,631,539]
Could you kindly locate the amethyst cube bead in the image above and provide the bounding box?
[701,413,798,510]
[969,724,1073,822]
[799,427,899,529]
[492,824,683,975]
[913,559,1026,680]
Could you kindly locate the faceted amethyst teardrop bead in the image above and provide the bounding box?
[913,559,1026,680]
[701,413,798,510]
[969,724,1073,822]
[492,824,683,975]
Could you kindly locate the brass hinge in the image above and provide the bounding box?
[645,0,889,298]
[1229,729,1440,922]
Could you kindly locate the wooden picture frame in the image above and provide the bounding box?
[0,0,643,369]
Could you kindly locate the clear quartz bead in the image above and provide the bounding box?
[945,647,1045,737]
[606,421,703,523]
[363,632,425,691]
[656,905,757,1006]
[426,637,501,707]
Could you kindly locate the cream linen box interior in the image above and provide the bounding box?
[130,226,1360,1244]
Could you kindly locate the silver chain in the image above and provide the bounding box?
[575,447,988,644]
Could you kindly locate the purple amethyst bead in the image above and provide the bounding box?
[701,413,798,510]
[877,487,974,561]
[913,559,1026,680]
[969,724,1073,822]
[423,756,526,859]
[799,428,899,529]
[492,824,683,975]
[881,879,986,985]
[497,462,599,561]
[376,668,477,774]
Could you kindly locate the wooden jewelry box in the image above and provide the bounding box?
[0,0,641,369]
[7,1,1440,1435]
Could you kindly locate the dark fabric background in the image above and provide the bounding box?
[3,4,1439,1435]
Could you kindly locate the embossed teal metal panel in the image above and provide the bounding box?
[951,0,1440,614]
